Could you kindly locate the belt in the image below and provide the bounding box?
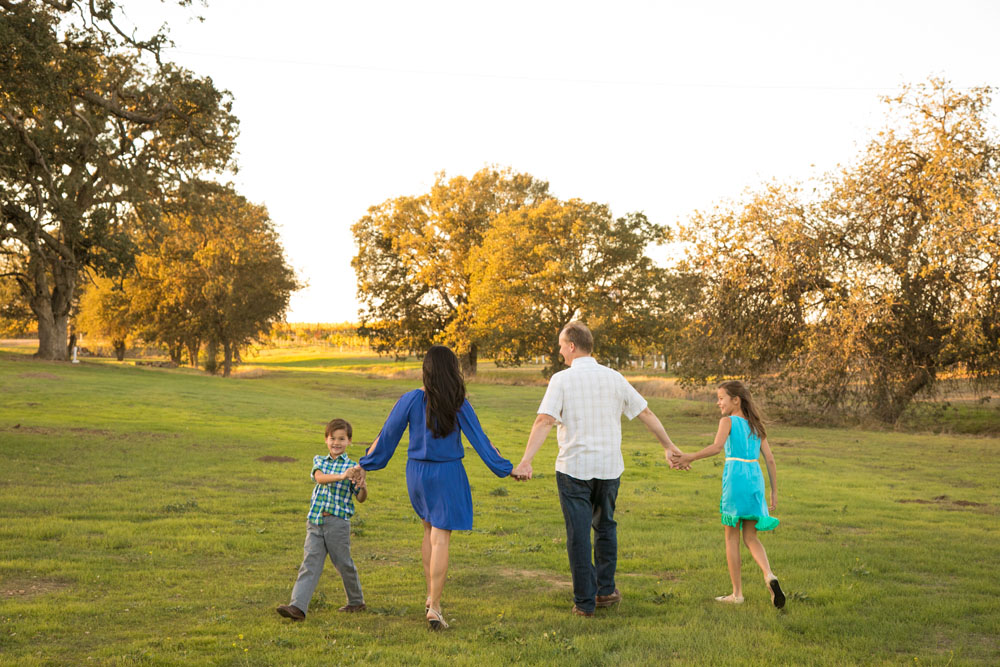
[725,457,758,463]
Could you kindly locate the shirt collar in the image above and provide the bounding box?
[570,356,597,367]
[324,453,350,462]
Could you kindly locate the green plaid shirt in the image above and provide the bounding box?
[307,453,360,524]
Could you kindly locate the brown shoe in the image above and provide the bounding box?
[338,603,367,613]
[571,604,595,617]
[276,604,305,621]
[596,588,622,607]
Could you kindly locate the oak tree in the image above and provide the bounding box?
[0,0,238,359]
[352,167,550,373]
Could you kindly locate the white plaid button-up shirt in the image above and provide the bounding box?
[537,356,648,480]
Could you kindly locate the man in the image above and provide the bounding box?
[512,321,686,617]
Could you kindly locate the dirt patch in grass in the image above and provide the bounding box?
[1,425,176,441]
[497,567,572,589]
[2,578,71,598]
[18,372,61,380]
[897,495,992,512]
[257,456,296,463]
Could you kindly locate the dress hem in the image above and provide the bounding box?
[720,512,779,531]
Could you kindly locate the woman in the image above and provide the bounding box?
[355,346,513,629]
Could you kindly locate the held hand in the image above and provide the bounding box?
[511,461,532,481]
[667,450,691,471]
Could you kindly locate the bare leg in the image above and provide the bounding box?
[426,526,451,613]
[741,523,774,579]
[421,521,433,608]
[719,524,743,601]
[742,523,783,607]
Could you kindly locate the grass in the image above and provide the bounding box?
[1,346,999,665]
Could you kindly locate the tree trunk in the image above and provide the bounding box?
[28,253,75,361]
[204,339,218,374]
[35,307,69,360]
[113,339,126,361]
[222,340,233,377]
[186,338,200,368]
[169,343,183,365]
[461,343,478,376]
[543,344,565,378]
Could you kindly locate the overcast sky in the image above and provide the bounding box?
[123,0,1000,322]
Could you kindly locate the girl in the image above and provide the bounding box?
[353,346,513,629]
[673,380,784,608]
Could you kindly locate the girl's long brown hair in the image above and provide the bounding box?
[423,346,466,438]
[718,380,767,440]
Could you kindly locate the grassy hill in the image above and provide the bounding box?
[1,347,998,664]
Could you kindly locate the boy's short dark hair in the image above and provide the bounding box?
[325,418,352,440]
[561,321,593,354]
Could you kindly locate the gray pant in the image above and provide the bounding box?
[290,518,364,612]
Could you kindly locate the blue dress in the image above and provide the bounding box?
[359,389,513,530]
[720,416,779,531]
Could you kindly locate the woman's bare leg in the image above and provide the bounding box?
[427,526,452,612]
[421,521,433,607]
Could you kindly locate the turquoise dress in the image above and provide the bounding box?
[720,416,779,531]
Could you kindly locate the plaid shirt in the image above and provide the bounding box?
[307,453,360,524]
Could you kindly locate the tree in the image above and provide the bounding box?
[0,1,238,360]
[76,275,136,360]
[133,181,299,376]
[809,80,1000,421]
[468,198,668,376]
[352,167,550,373]
[674,80,1000,423]
[672,185,828,385]
[0,275,34,337]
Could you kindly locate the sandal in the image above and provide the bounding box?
[767,577,785,609]
[426,607,449,630]
[714,594,744,604]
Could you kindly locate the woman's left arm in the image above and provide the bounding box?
[457,400,514,478]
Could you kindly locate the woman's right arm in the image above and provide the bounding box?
[359,393,412,472]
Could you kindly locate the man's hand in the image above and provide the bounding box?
[511,461,532,481]
[667,450,691,471]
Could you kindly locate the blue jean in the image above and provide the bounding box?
[556,471,620,613]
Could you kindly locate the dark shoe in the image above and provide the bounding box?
[596,588,622,607]
[276,604,305,621]
[338,603,367,613]
[768,578,786,609]
[571,604,595,617]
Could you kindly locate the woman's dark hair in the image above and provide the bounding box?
[718,380,767,440]
[423,345,466,438]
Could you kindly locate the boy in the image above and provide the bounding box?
[276,418,367,620]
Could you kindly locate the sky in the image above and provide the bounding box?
[122,0,1000,323]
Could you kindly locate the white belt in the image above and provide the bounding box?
[725,457,758,463]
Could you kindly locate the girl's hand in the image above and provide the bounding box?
[769,493,777,512]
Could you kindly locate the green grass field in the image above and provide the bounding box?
[2,346,999,665]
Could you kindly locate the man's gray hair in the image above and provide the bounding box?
[561,321,593,354]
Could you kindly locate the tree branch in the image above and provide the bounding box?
[75,89,178,124]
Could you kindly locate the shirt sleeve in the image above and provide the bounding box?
[620,374,648,420]
[359,392,412,471]
[536,373,563,420]
[311,455,325,482]
[457,399,513,478]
